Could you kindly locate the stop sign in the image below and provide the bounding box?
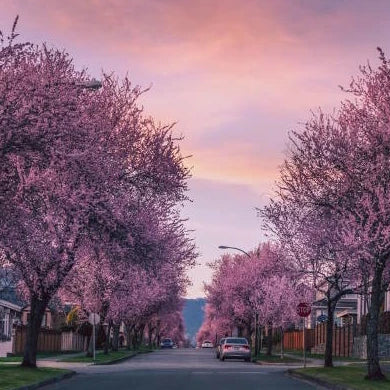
[297,302,311,317]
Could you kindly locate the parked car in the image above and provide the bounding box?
[219,337,251,362]
[201,340,213,348]
[215,338,226,359]
[160,338,174,348]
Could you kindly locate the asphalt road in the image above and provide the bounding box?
[42,349,316,390]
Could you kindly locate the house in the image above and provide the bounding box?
[357,290,390,324]
[21,306,53,328]
[0,287,24,340]
[0,286,55,330]
[0,298,22,341]
[0,288,23,357]
[311,281,358,327]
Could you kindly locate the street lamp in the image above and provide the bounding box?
[49,78,103,90]
[218,245,260,357]
[218,245,251,258]
[76,78,102,90]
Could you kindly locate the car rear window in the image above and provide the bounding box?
[203,340,211,343]
[163,338,172,342]
[225,338,248,344]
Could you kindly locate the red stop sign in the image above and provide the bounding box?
[297,302,311,317]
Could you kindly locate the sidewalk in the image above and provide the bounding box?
[39,351,85,362]
[283,352,363,367]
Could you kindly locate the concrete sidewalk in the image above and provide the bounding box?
[282,352,364,367]
[39,351,86,362]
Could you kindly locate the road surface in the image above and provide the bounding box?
[42,348,315,390]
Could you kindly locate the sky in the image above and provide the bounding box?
[2,0,390,297]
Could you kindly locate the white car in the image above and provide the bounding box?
[201,340,214,348]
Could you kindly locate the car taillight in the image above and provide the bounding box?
[224,344,232,350]
[242,345,249,350]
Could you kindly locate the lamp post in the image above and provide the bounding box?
[218,245,251,258]
[50,78,102,90]
[76,78,102,90]
[218,245,259,357]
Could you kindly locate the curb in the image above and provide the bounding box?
[94,350,154,365]
[255,360,302,366]
[94,352,137,365]
[13,370,76,390]
[287,369,353,390]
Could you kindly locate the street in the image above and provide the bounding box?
[41,349,315,390]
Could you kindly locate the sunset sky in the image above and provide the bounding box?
[3,0,390,297]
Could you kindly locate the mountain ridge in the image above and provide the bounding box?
[182,298,206,343]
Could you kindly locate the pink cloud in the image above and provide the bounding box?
[3,0,390,296]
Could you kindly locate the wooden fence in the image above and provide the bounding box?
[313,323,354,357]
[283,328,315,351]
[61,331,87,352]
[13,326,61,355]
[12,326,87,354]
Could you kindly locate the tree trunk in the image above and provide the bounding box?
[126,323,134,350]
[21,295,49,368]
[266,325,273,356]
[156,320,161,348]
[148,324,154,347]
[86,334,93,357]
[246,323,252,349]
[280,328,284,359]
[366,263,386,380]
[254,314,259,357]
[137,324,145,348]
[104,321,112,355]
[112,324,120,352]
[324,299,336,368]
[132,327,138,350]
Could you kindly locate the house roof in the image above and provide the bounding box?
[0,287,26,307]
[0,298,22,312]
[336,308,357,318]
[312,298,357,311]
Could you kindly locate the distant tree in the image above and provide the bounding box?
[202,243,304,354]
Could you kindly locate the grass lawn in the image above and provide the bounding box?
[254,354,301,363]
[60,349,147,364]
[0,366,70,390]
[0,352,67,363]
[295,366,390,390]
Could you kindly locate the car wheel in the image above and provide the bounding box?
[220,355,225,361]
[244,357,250,362]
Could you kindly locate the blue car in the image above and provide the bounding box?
[160,338,174,348]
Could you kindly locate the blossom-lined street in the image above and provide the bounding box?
[41,349,314,390]
[3,2,390,389]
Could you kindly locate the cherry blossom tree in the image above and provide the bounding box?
[202,243,303,354]
[262,190,357,366]
[261,48,390,379]
[256,275,311,357]
[0,20,194,367]
[0,26,113,366]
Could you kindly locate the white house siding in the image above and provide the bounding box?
[356,290,390,324]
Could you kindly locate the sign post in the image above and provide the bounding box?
[296,302,311,368]
[88,313,100,361]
